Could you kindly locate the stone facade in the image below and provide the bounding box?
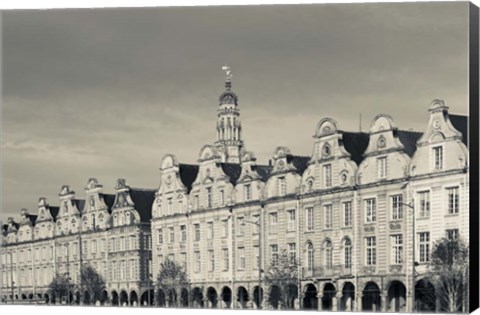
[1,179,154,306]
[1,78,469,312]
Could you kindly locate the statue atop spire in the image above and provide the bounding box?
[219,64,238,105]
[222,64,233,83]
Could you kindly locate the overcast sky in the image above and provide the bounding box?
[1,2,470,221]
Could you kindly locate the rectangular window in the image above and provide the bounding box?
[238,247,245,270]
[237,217,245,236]
[194,251,201,272]
[222,248,229,271]
[343,202,352,227]
[194,195,199,209]
[446,229,459,240]
[207,187,213,208]
[91,240,97,254]
[244,184,252,201]
[378,157,387,179]
[306,207,314,231]
[447,187,459,214]
[288,242,296,263]
[180,225,187,242]
[270,244,279,266]
[194,224,200,242]
[433,146,443,170]
[253,245,260,270]
[365,198,376,223]
[279,177,287,195]
[208,250,215,271]
[323,164,332,187]
[168,227,175,243]
[418,191,431,218]
[324,204,333,229]
[391,234,403,264]
[287,209,296,231]
[157,229,163,244]
[167,197,173,214]
[180,253,187,270]
[366,237,376,266]
[119,238,124,251]
[419,232,430,263]
[207,222,214,239]
[269,212,278,232]
[391,195,403,220]
[252,214,260,234]
[220,190,224,206]
[221,219,229,238]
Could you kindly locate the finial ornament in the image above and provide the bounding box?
[222,64,233,82]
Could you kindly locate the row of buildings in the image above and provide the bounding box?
[0,74,470,312]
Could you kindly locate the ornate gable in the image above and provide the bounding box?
[111,179,141,226]
[83,178,112,230]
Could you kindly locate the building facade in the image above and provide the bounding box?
[1,179,154,306]
[1,75,469,312]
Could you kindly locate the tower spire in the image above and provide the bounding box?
[215,64,244,163]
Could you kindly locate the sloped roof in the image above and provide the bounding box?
[179,164,199,192]
[220,163,242,185]
[449,114,468,147]
[73,199,85,212]
[341,132,370,165]
[27,214,38,225]
[286,155,310,175]
[130,188,156,223]
[50,206,60,220]
[101,194,116,212]
[254,165,273,181]
[396,130,423,157]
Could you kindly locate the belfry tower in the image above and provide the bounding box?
[214,65,244,163]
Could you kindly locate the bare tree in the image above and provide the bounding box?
[80,264,107,305]
[264,249,299,309]
[155,259,190,307]
[428,237,469,313]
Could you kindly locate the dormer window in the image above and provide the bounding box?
[279,177,287,196]
[323,164,332,188]
[167,197,173,214]
[433,146,443,171]
[207,187,213,208]
[244,184,252,201]
[377,157,387,179]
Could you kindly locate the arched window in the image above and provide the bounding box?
[306,242,314,272]
[324,240,333,270]
[344,238,352,269]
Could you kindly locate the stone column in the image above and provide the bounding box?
[356,294,363,311]
[380,292,387,312]
[317,294,323,311]
[298,292,304,310]
[334,293,342,311]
